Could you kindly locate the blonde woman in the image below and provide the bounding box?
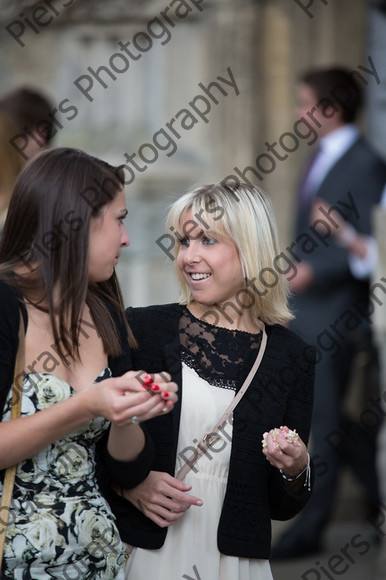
[105,183,315,579]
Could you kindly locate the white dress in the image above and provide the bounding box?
[127,360,273,580]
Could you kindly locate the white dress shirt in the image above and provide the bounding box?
[303,124,360,196]
[304,124,385,279]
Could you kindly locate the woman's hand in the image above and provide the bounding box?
[262,425,309,478]
[119,471,203,528]
[83,371,178,426]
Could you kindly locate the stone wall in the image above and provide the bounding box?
[0,0,376,307]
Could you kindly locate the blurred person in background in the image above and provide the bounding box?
[0,87,54,238]
[0,86,54,163]
[272,67,386,559]
[0,112,23,235]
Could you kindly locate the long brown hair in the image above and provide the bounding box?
[0,147,135,361]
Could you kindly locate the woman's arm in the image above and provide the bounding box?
[262,425,310,492]
[0,286,178,469]
[265,338,315,519]
[118,471,203,528]
[0,371,178,470]
[106,372,177,462]
[105,311,177,463]
[0,387,94,468]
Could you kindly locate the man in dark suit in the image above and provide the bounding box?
[272,67,386,559]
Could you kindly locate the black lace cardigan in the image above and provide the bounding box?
[101,303,315,559]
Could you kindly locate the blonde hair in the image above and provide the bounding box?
[166,182,293,326]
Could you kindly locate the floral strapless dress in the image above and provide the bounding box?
[0,369,125,580]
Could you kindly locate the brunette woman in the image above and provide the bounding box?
[0,148,177,579]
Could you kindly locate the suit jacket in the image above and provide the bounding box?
[103,303,315,559]
[292,136,386,342]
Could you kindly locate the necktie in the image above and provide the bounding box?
[297,146,321,216]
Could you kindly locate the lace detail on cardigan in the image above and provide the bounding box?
[179,307,262,390]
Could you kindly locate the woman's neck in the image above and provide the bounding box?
[187,301,262,334]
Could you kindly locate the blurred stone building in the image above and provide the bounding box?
[1,0,386,577]
[1,0,384,306]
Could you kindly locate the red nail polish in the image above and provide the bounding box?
[151,384,160,392]
[161,391,169,399]
[143,375,153,385]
